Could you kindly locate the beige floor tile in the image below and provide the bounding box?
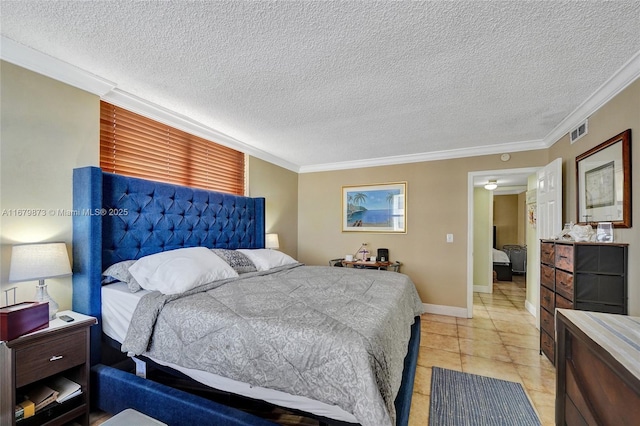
[461,354,522,383]
[458,338,512,363]
[421,332,460,353]
[499,331,539,350]
[471,306,491,319]
[483,298,516,308]
[455,317,496,330]
[457,325,502,343]
[420,312,458,324]
[488,310,535,325]
[492,319,539,335]
[418,347,463,371]
[527,389,556,426]
[516,363,556,394]
[413,365,432,396]
[408,391,430,426]
[422,320,458,337]
[506,345,556,370]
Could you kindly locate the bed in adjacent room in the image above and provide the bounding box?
[492,248,512,281]
[72,167,423,426]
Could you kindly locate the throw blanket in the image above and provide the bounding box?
[122,264,424,426]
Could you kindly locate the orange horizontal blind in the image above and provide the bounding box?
[100,101,245,195]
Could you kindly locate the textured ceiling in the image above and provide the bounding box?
[1,1,639,171]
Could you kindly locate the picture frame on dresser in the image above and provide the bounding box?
[575,128,631,228]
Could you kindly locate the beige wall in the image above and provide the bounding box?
[0,61,100,310]
[248,156,299,258]
[473,187,492,290]
[548,78,640,315]
[298,152,548,309]
[494,194,519,249]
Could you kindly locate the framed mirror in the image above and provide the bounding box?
[576,129,631,228]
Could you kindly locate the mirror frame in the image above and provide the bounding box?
[575,129,631,228]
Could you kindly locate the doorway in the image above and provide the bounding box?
[466,167,540,318]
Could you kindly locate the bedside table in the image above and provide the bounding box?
[0,310,97,426]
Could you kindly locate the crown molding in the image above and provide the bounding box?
[543,48,640,147]
[3,36,638,174]
[298,139,547,173]
[0,36,116,96]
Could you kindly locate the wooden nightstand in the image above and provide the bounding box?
[0,310,97,426]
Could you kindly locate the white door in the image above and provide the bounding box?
[537,158,563,239]
[534,158,563,327]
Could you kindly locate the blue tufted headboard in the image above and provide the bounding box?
[72,166,265,364]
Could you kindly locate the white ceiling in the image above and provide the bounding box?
[1,1,639,173]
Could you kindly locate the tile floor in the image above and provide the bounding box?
[91,276,556,426]
[408,276,556,426]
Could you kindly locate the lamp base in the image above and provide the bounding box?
[35,283,58,320]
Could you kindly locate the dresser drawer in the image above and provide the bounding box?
[16,329,87,388]
[540,329,555,364]
[540,264,555,290]
[556,270,574,301]
[555,293,573,310]
[541,285,555,313]
[540,307,555,337]
[555,244,574,272]
[540,242,555,265]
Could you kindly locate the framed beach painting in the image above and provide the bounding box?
[342,182,406,233]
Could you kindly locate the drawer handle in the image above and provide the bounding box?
[49,355,63,362]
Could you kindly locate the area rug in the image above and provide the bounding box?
[428,367,541,426]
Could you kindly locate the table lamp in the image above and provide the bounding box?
[265,233,280,249]
[8,242,72,319]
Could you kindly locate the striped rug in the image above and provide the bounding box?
[429,367,541,426]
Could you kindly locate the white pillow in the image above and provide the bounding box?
[237,249,297,271]
[128,247,238,295]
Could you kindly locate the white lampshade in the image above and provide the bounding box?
[9,242,72,283]
[265,233,280,249]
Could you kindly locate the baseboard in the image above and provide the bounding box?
[525,299,537,318]
[422,303,468,318]
[473,285,491,293]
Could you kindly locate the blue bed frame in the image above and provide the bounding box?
[71,166,420,426]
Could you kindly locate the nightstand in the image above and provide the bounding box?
[0,310,97,426]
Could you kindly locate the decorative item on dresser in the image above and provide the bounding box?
[555,309,640,425]
[539,240,628,364]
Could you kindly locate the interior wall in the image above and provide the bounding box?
[494,194,519,249]
[548,78,640,315]
[0,61,99,309]
[298,151,548,311]
[473,187,492,291]
[248,156,299,258]
[525,176,540,316]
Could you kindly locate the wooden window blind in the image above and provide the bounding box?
[100,101,245,195]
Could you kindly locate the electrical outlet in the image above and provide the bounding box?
[446,234,454,243]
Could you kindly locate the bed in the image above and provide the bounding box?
[71,167,423,426]
[492,248,512,281]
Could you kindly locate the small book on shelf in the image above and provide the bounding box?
[24,383,58,412]
[46,375,82,403]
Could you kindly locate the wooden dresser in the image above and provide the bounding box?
[539,240,628,363]
[556,309,640,425]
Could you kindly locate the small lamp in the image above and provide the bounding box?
[9,242,72,319]
[484,180,498,190]
[265,233,280,250]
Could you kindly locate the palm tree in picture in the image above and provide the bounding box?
[349,192,368,225]
[386,192,395,226]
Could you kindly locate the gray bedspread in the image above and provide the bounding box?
[121,264,424,426]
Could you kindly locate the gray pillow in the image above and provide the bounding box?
[102,260,142,293]
[210,249,257,274]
